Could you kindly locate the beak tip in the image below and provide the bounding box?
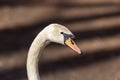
[76,50,82,54]
[78,51,82,54]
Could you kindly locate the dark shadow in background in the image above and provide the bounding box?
[57,11,120,23]
[0,1,120,80]
[53,1,120,8]
[0,0,120,7]
[0,13,120,53]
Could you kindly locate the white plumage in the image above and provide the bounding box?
[27,23,81,80]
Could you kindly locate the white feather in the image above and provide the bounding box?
[27,23,73,80]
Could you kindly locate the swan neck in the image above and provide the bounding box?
[27,31,49,80]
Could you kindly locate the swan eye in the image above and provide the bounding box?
[60,32,64,34]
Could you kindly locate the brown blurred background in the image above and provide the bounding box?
[0,0,120,80]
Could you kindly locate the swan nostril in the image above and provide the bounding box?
[71,40,75,45]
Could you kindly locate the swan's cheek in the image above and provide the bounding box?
[47,35,64,45]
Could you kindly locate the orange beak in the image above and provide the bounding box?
[65,38,81,54]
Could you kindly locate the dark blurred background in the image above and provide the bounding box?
[0,0,120,80]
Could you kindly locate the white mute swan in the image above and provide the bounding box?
[27,23,81,80]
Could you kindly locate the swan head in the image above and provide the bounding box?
[45,23,81,54]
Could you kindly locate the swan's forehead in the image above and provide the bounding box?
[51,24,72,34]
